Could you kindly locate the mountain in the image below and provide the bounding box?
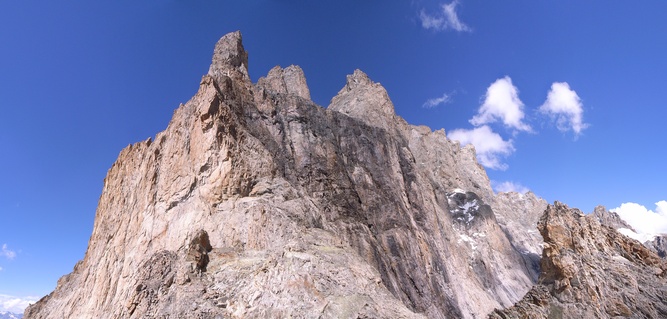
[24,31,544,319]
[490,202,667,318]
[591,205,667,258]
[0,311,23,319]
[24,31,666,319]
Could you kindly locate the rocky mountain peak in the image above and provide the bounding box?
[256,65,311,100]
[208,30,249,82]
[345,69,374,88]
[590,204,634,230]
[328,69,396,131]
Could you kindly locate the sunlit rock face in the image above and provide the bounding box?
[24,31,542,319]
[491,202,667,319]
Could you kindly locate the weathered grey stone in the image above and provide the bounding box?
[490,202,667,319]
[328,69,396,131]
[493,192,548,281]
[208,30,249,83]
[257,65,311,100]
[591,205,634,230]
[647,235,667,258]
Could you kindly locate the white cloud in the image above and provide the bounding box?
[447,125,514,170]
[423,92,452,108]
[611,201,667,242]
[617,228,657,243]
[1,244,16,260]
[0,294,39,313]
[539,82,588,136]
[492,181,529,194]
[419,1,471,32]
[470,76,531,132]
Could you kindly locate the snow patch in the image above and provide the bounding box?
[454,199,479,224]
[458,234,477,250]
[617,228,656,243]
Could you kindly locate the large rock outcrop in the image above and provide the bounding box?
[491,202,667,319]
[492,192,547,282]
[25,31,540,319]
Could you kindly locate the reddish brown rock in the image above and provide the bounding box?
[491,202,667,319]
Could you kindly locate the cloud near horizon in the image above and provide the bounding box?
[492,181,529,194]
[0,294,39,313]
[422,92,452,108]
[470,76,531,132]
[419,1,471,32]
[447,125,514,170]
[611,201,667,241]
[1,244,16,260]
[539,82,588,136]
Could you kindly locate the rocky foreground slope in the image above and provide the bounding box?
[491,202,667,318]
[24,31,541,319]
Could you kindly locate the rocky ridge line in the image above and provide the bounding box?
[491,202,667,318]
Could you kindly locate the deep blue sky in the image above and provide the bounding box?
[1,1,666,309]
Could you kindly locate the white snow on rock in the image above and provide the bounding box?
[617,227,657,243]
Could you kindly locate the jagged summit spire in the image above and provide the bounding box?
[208,31,249,82]
[328,69,396,130]
[257,65,311,100]
[345,69,374,88]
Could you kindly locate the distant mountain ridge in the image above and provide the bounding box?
[0,311,23,319]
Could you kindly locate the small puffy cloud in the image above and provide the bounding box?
[492,181,529,194]
[447,125,514,170]
[611,201,667,241]
[423,92,452,108]
[420,1,471,32]
[539,82,588,136]
[0,294,39,313]
[471,76,531,132]
[1,244,16,260]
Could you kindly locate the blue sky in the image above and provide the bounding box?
[1,1,666,312]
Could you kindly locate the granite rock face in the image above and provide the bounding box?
[25,31,542,319]
[491,202,667,319]
[492,192,547,282]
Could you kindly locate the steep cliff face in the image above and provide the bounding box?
[25,31,539,319]
[492,192,547,282]
[491,202,667,319]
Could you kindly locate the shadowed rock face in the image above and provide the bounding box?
[492,192,548,282]
[491,202,667,319]
[647,235,667,258]
[25,31,540,319]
